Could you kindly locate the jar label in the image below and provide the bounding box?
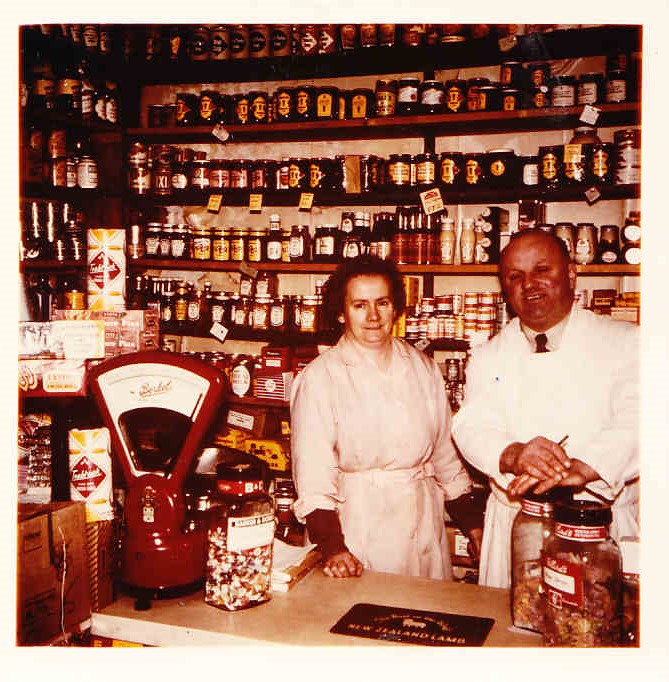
[416,162,435,184]
[591,149,610,178]
[606,80,627,103]
[213,238,230,261]
[317,93,334,117]
[295,91,310,115]
[502,94,517,111]
[388,161,410,184]
[446,86,464,112]
[554,522,608,541]
[231,365,251,396]
[226,513,275,552]
[300,309,316,332]
[277,92,291,118]
[421,87,444,106]
[465,159,481,184]
[351,94,368,118]
[253,307,268,329]
[542,153,558,180]
[375,91,396,116]
[551,85,575,107]
[440,158,458,184]
[398,85,418,103]
[289,236,304,258]
[193,238,212,260]
[490,160,506,177]
[235,99,249,124]
[270,305,285,326]
[578,82,598,105]
[266,241,282,260]
[523,163,539,185]
[543,555,584,609]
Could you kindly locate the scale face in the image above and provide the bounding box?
[88,351,226,593]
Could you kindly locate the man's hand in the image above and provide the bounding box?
[466,527,483,562]
[500,437,571,484]
[507,458,599,497]
[322,550,364,578]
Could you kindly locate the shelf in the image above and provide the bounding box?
[227,395,289,409]
[128,258,640,277]
[165,327,337,346]
[21,114,123,138]
[123,26,641,85]
[20,259,85,271]
[21,185,123,202]
[124,183,640,209]
[126,102,640,144]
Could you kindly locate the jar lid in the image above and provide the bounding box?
[554,499,613,527]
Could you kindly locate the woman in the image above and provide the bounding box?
[290,255,483,579]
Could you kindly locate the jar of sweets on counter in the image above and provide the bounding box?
[205,459,275,611]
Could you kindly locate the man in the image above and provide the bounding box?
[451,229,639,588]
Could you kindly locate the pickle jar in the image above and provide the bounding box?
[573,223,598,265]
[511,492,557,633]
[205,459,274,611]
[542,501,622,647]
[274,479,306,546]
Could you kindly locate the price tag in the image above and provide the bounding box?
[584,186,601,204]
[299,193,314,211]
[498,35,518,52]
[414,338,430,352]
[207,194,223,213]
[210,322,229,343]
[248,193,263,212]
[563,144,582,164]
[419,187,445,215]
[239,261,258,279]
[212,124,230,142]
[579,105,600,126]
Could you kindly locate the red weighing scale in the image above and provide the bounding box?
[88,351,226,608]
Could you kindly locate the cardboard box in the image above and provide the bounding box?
[17,502,91,645]
[52,309,160,358]
[18,359,88,397]
[253,371,293,402]
[18,321,105,359]
[85,520,115,612]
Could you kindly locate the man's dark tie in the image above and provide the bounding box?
[535,333,549,353]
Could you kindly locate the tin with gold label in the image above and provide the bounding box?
[229,25,249,59]
[415,153,438,187]
[539,145,564,189]
[315,87,338,120]
[439,151,464,188]
[248,25,270,58]
[274,86,294,122]
[249,91,268,124]
[463,153,486,187]
[233,93,250,125]
[349,89,375,119]
[466,77,490,112]
[288,158,308,190]
[387,154,412,188]
[270,25,291,56]
[485,149,517,188]
[294,86,316,121]
[588,142,614,185]
[444,79,466,113]
[501,87,522,111]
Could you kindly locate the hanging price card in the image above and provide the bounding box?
[249,194,263,212]
[584,186,601,204]
[210,322,229,343]
[579,105,600,126]
[419,187,445,215]
[212,124,231,142]
[299,193,314,211]
[207,194,223,213]
[239,261,258,279]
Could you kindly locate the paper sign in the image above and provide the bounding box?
[212,124,230,142]
[419,187,445,215]
[249,194,263,212]
[207,194,223,212]
[298,193,314,211]
[579,105,600,126]
[498,35,518,52]
[210,322,229,343]
[584,186,601,204]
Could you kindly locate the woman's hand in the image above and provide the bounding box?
[322,550,364,578]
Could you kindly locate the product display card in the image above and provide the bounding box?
[330,602,494,646]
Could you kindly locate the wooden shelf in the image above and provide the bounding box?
[126,102,639,144]
[121,26,641,85]
[129,258,640,277]
[124,183,640,209]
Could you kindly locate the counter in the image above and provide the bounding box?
[91,569,541,647]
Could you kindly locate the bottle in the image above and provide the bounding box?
[511,491,557,633]
[54,61,82,118]
[205,458,274,611]
[440,216,456,264]
[31,274,54,321]
[104,80,120,125]
[273,479,306,546]
[621,210,641,265]
[289,225,311,263]
[160,279,176,333]
[127,274,148,310]
[542,500,622,647]
[187,283,205,333]
[459,218,476,264]
[265,214,283,262]
[173,280,190,332]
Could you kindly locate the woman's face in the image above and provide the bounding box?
[338,274,396,349]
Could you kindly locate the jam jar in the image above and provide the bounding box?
[387,154,412,188]
[419,80,445,114]
[274,86,294,122]
[578,72,604,105]
[466,77,490,112]
[512,491,558,633]
[349,88,375,119]
[397,78,420,115]
[550,75,577,107]
[205,459,274,611]
[463,153,486,187]
[485,149,517,188]
[375,79,398,117]
[444,79,467,113]
[439,151,464,187]
[542,501,622,647]
[315,86,338,120]
[293,85,316,121]
[539,145,564,190]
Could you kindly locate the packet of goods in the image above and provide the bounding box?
[69,427,114,522]
[87,228,126,311]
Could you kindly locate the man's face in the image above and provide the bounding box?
[500,233,577,332]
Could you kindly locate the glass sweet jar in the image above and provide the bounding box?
[542,500,622,647]
[511,491,559,633]
[205,459,275,611]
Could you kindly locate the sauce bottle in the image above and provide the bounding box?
[440,216,456,264]
[459,218,476,264]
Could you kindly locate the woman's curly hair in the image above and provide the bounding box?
[321,255,406,333]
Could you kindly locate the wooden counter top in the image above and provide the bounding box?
[91,569,542,648]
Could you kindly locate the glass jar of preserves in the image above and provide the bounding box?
[289,225,311,263]
[539,145,564,190]
[349,88,375,119]
[288,158,307,190]
[144,223,162,258]
[294,85,316,121]
[397,78,420,115]
[313,224,340,263]
[265,217,283,262]
[605,70,628,103]
[578,72,604,105]
[574,223,598,265]
[247,229,265,263]
[597,225,620,264]
[511,492,557,633]
[205,459,274,611]
[269,295,288,332]
[444,79,466,113]
[550,75,577,107]
[255,271,278,298]
[439,151,464,187]
[588,142,615,185]
[175,92,198,126]
[501,87,522,111]
[553,222,576,261]
[230,228,247,262]
[230,160,250,189]
[466,77,490,112]
[375,79,398,117]
[192,227,212,260]
[158,225,173,258]
[249,91,268,124]
[190,159,210,190]
[170,225,190,260]
[614,129,641,186]
[485,148,517,188]
[212,227,231,262]
[209,159,230,189]
[542,501,622,647]
[299,295,320,333]
[420,80,445,114]
[387,154,412,188]
[463,153,486,187]
[229,25,249,60]
[520,155,539,186]
[233,93,250,125]
[414,152,438,187]
[252,294,272,331]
